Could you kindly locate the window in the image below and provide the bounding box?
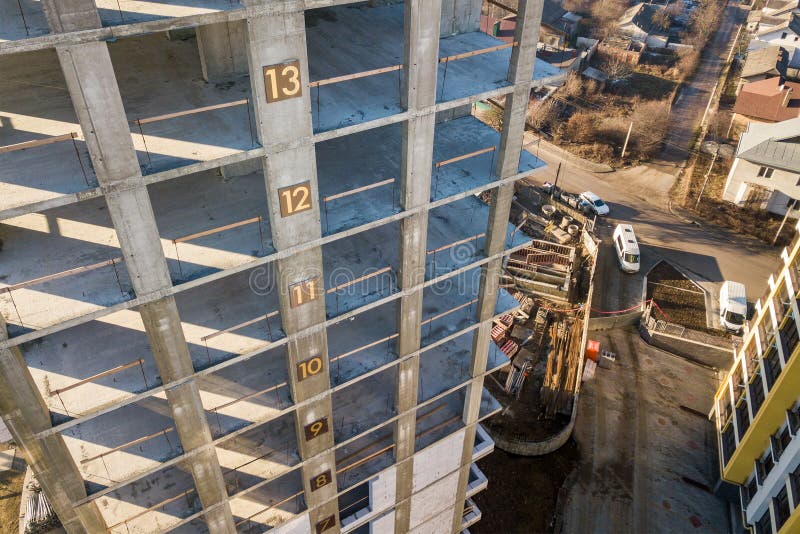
[790,405,800,436]
[778,425,792,453]
[782,32,788,39]
[738,399,752,439]
[764,346,782,389]
[746,475,759,504]
[791,463,800,508]
[774,486,790,529]
[750,372,766,415]
[758,166,775,178]
[755,509,773,534]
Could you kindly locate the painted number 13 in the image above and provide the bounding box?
[263,60,302,103]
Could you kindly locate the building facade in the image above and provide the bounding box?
[0,0,546,532]
[722,118,800,217]
[714,225,800,534]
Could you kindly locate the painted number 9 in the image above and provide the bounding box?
[263,60,302,103]
[304,417,329,440]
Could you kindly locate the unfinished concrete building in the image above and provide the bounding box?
[0,0,546,532]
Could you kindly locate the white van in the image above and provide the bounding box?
[612,224,640,273]
[719,281,747,333]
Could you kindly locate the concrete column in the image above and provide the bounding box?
[244,3,339,529]
[0,317,107,533]
[451,0,543,531]
[41,0,100,33]
[197,21,249,82]
[393,0,442,532]
[440,0,482,36]
[57,40,235,534]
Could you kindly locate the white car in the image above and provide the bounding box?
[579,191,610,216]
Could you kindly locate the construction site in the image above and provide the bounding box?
[0,0,557,532]
[483,184,599,447]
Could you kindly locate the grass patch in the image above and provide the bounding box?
[647,261,710,332]
[617,72,678,100]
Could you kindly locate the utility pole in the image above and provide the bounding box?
[773,199,797,246]
[552,161,562,194]
[621,121,633,159]
[695,149,719,209]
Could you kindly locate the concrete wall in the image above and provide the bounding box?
[409,471,461,530]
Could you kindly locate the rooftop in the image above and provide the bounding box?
[737,116,800,172]
[733,77,800,122]
[741,45,786,78]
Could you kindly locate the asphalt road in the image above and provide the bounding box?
[562,328,729,534]
[525,149,780,312]
[659,1,748,163]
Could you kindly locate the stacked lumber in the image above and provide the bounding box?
[540,313,584,418]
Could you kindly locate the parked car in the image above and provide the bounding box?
[719,281,747,333]
[612,224,640,273]
[579,191,610,216]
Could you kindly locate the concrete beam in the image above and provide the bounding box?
[244,3,339,525]
[451,0,544,530]
[394,0,442,531]
[197,20,249,82]
[0,314,107,533]
[57,39,235,533]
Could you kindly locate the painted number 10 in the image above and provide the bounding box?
[297,356,323,381]
[263,60,302,103]
[278,182,312,217]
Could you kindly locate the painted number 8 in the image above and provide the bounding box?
[310,470,331,492]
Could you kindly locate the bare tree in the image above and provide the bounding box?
[603,54,633,85]
[527,99,558,132]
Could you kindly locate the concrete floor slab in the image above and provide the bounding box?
[148,169,273,283]
[62,396,179,488]
[0,0,49,42]
[108,33,255,175]
[197,345,292,438]
[99,462,199,534]
[305,3,560,132]
[0,197,132,334]
[174,265,284,370]
[228,468,305,532]
[21,307,161,420]
[96,0,239,27]
[216,413,300,495]
[0,49,95,212]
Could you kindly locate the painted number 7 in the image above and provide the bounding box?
[263,60,302,103]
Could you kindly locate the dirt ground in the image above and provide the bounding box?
[647,260,710,332]
[472,439,579,534]
[0,444,25,534]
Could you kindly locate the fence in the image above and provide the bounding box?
[170,216,264,280]
[322,178,397,234]
[0,131,91,187]
[1,257,128,329]
[132,98,254,173]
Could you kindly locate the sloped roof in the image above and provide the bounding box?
[737,117,800,172]
[741,45,786,78]
[541,0,568,28]
[733,77,800,121]
[619,3,668,35]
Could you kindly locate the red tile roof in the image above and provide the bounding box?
[734,77,800,122]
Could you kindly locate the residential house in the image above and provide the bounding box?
[539,0,581,48]
[733,77,800,123]
[723,117,800,216]
[753,12,800,50]
[617,2,670,48]
[762,0,799,20]
[739,44,788,91]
